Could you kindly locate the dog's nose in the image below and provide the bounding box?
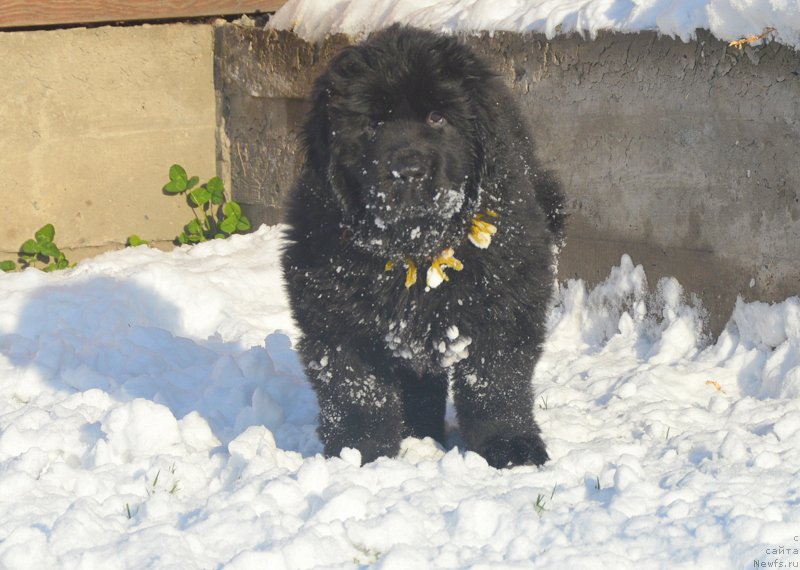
[390,152,428,180]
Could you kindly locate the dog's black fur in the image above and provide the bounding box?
[281,25,565,468]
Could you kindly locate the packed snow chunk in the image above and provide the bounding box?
[753,450,781,469]
[249,386,286,428]
[346,506,430,559]
[296,455,331,495]
[772,411,800,442]
[399,436,445,464]
[731,296,800,349]
[228,425,278,461]
[759,342,800,399]
[0,525,55,569]
[339,446,362,466]
[100,399,182,462]
[264,331,303,375]
[717,430,748,462]
[178,411,220,452]
[311,485,372,523]
[438,327,472,367]
[612,462,642,492]
[779,366,800,399]
[453,498,512,543]
[548,254,649,348]
[225,425,298,480]
[645,277,705,363]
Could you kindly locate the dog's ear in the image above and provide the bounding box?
[432,37,501,190]
[468,74,566,239]
[328,45,368,79]
[303,78,332,176]
[304,45,369,169]
[470,78,501,184]
[303,46,367,171]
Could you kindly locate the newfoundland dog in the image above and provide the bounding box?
[281,25,565,468]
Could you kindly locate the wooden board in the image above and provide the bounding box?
[0,0,287,29]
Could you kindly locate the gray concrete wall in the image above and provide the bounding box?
[215,25,800,335]
[1,23,217,260]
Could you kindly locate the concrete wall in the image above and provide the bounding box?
[3,22,797,335]
[0,23,217,260]
[215,25,800,336]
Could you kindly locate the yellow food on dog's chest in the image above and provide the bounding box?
[385,210,498,290]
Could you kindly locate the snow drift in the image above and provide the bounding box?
[1,227,799,567]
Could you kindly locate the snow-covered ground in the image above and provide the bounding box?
[1,226,799,568]
[268,0,800,50]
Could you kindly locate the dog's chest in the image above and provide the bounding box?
[379,297,473,371]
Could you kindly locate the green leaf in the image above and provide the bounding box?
[20,239,39,255]
[219,216,236,235]
[207,177,223,193]
[189,187,212,207]
[43,263,57,273]
[186,176,200,190]
[220,201,249,235]
[178,233,189,244]
[237,215,252,232]
[209,186,225,205]
[214,233,225,240]
[39,242,60,258]
[186,219,203,236]
[35,224,55,244]
[164,179,187,194]
[169,164,187,182]
[127,235,149,247]
[0,260,16,272]
[223,201,242,218]
[56,258,69,269]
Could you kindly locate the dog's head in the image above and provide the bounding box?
[303,25,499,259]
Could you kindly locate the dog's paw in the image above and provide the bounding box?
[481,435,549,468]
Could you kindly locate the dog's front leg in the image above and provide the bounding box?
[306,345,404,464]
[452,345,549,468]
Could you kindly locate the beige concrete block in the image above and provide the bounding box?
[0,23,217,258]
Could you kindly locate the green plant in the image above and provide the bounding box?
[7,224,71,272]
[352,544,382,565]
[126,235,149,247]
[534,493,547,516]
[162,164,251,244]
[534,484,558,517]
[146,464,180,497]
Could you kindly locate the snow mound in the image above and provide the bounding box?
[1,227,800,567]
[267,0,800,50]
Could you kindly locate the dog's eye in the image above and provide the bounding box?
[426,111,446,127]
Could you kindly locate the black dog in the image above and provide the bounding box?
[281,25,564,468]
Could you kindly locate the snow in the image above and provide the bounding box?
[2,228,800,568]
[268,0,800,50]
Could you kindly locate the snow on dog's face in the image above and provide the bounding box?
[303,25,495,259]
